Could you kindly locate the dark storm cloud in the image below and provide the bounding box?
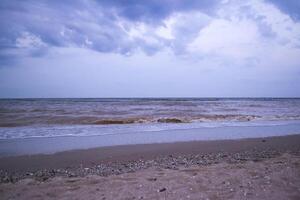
[1,1,122,50]
[0,0,298,65]
[0,0,220,62]
[97,0,219,22]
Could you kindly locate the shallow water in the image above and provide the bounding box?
[1,123,300,156]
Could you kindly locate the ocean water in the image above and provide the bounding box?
[1,98,300,139]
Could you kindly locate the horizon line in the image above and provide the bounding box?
[1,97,300,99]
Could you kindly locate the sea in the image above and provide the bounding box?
[1,98,300,139]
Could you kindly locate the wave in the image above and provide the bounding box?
[191,114,260,122]
[91,118,185,124]
[2,113,300,127]
[93,119,137,125]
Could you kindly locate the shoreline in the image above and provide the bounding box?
[1,134,300,182]
[1,134,300,199]
[1,123,300,157]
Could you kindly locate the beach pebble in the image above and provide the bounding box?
[0,147,291,183]
[147,177,157,181]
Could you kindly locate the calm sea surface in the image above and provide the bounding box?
[1,98,300,139]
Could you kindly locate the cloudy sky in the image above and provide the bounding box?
[0,0,300,98]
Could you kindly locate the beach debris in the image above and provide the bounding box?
[26,172,34,176]
[147,177,157,181]
[158,187,167,192]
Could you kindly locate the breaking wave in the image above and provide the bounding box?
[2,114,300,127]
[1,98,300,128]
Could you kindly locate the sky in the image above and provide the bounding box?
[0,0,300,98]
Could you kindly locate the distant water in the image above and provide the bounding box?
[1,98,300,139]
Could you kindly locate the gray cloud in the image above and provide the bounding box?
[1,0,300,98]
[267,0,300,21]
[0,0,299,66]
[97,0,219,22]
[0,0,221,64]
[0,0,215,57]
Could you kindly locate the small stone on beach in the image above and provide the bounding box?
[158,187,166,192]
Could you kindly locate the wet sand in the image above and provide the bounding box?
[1,134,300,199]
[2,123,300,157]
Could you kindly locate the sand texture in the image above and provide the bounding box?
[1,153,300,200]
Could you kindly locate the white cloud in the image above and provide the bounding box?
[185,0,300,69]
[187,18,260,59]
[16,32,46,49]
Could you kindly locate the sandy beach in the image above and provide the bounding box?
[1,134,300,199]
[1,0,300,198]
